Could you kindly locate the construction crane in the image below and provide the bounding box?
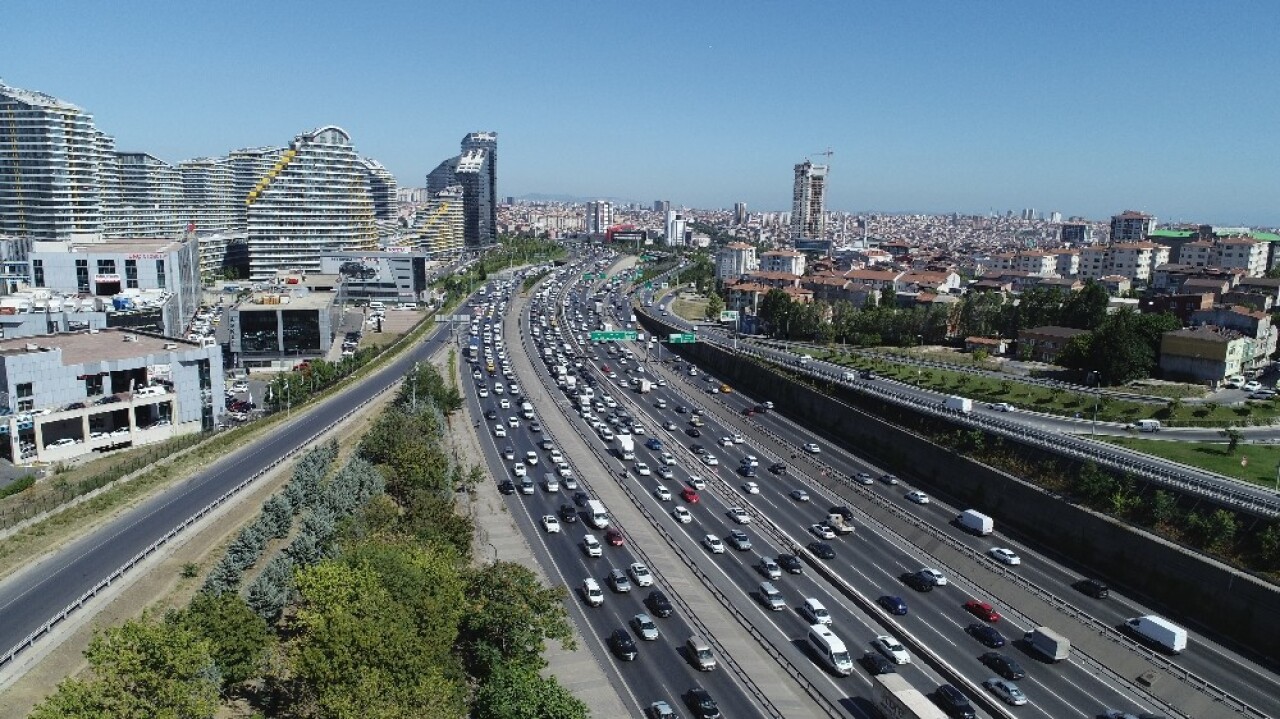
[809,147,834,163]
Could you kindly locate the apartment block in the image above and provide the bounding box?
[1079,242,1168,284]
[715,242,758,283]
[1110,210,1156,243]
[760,249,805,276]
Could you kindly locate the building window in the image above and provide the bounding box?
[76,259,89,292]
[32,259,44,287]
[16,382,33,411]
[125,259,138,289]
[156,259,166,287]
[97,259,116,275]
[85,374,104,397]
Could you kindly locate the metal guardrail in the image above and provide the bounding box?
[645,315,1265,719]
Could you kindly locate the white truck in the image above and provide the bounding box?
[827,513,856,535]
[943,395,973,414]
[956,509,994,536]
[636,379,653,394]
[564,375,577,391]
[870,674,948,719]
[1024,626,1071,662]
[1126,615,1188,653]
[616,433,635,461]
[554,364,568,378]
[586,499,610,529]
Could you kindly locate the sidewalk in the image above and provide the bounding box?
[505,291,827,718]
[444,343,631,718]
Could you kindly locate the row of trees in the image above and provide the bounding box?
[755,281,1180,385]
[33,362,586,718]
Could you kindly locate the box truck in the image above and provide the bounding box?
[943,395,973,414]
[616,434,635,461]
[636,379,653,394]
[870,674,949,719]
[586,499,610,529]
[1024,626,1071,662]
[1126,615,1188,653]
[956,509,994,535]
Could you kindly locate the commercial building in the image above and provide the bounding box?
[664,210,687,246]
[653,200,669,214]
[320,250,429,305]
[1110,210,1156,243]
[0,328,223,465]
[245,126,377,282]
[0,80,107,240]
[395,186,464,258]
[734,202,748,225]
[585,201,613,236]
[426,133,497,249]
[715,242,758,283]
[791,160,828,241]
[229,281,341,367]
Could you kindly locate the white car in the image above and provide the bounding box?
[984,677,1028,706]
[512,463,526,478]
[542,515,561,533]
[493,425,507,438]
[629,562,654,587]
[728,507,751,524]
[658,466,675,480]
[672,506,693,523]
[871,635,912,664]
[660,452,677,466]
[918,568,948,586]
[634,462,652,476]
[742,481,760,494]
[719,436,734,447]
[478,388,490,398]
[853,472,874,485]
[633,424,646,435]
[525,451,539,466]
[732,433,745,444]
[988,547,1022,566]
[701,454,719,466]
[654,486,672,501]
[549,449,564,463]
[803,443,821,454]
[810,523,836,540]
[905,491,930,505]
[582,534,603,557]
[688,476,706,489]
[499,398,511,409]
[507,416,520,428]
[702,535,725,554]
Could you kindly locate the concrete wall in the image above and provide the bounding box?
[643,315,1280,658]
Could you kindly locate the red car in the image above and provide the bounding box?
[964,599,1001,623]
[680,487,700,504]
[743,408,756,417]
[601,364,610,372]
[605,528,625,546]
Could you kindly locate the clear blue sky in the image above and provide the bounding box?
[4,1,1277,225]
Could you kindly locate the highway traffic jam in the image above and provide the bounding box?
[459,251,1231,719]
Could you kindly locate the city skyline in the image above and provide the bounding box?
[3,1,1277,226]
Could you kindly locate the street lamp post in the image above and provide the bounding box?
[1088,371,1101,436]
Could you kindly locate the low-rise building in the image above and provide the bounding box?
[1017,326,1090,363]
[1139,293,1215,324]
[0,329,222,465]
[229,284,340,368]
[1159,326,1251,383]
[1188,305,1276,371]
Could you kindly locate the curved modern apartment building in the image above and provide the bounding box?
[245,126,376,282]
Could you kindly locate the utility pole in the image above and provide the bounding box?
[411,361,419,412]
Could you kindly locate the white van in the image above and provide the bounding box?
[1135,419,1161,433]
[581,578,604,607]
[368,301,385,311]
[801,598,832,625]
[520,402,535,420]
[807,624,853,676]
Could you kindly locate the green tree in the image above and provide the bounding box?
[1150,490,1181,526]
[472,666,589,719]
[1060,281,1109,329]
[31,618,220,719]
[1220,427,1243,454]
[456,561,576,679]
[170,591,271,692]
[1206,509,1239,552]
[758,288,794,338]
[1258,523,1280,566]
[705,292,725,321]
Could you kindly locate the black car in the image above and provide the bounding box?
[967,623,1007,648]
[484,409,498,420]
[690,444,706,455]
[768,462,788,475]
[675,405,689,414]
[498,479,516,495]
[609,628,637,661]
[807,541,835,559]
[935,683,977,719]
[777,554,803,574]
[877,595,908,615]
[753,404,769,413]
[900,571,935,592]
[1075,578,1110,599]
[980,651,1025,680]
[684,687,721,719]
[829,505,854,521]
[645,590,674,618]
[558,504,578,523]
[686,428,702,437]
[860,652,897,675]
[573,491,591,507]
[737,465,756,477]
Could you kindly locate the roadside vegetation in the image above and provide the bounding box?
[1099,435,1280,488]
[30,361,586,719]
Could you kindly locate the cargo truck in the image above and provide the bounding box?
[956,509,994,535]
[1024,626,1071,662]
[943,395,973,414]
[616,434,635,461]
[870,673,948,719]
[637,379,653,394]
[1125,615,1188,654]
[827,513,856,535]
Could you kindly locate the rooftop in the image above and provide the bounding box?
[0,329,200,365]
[239,289,336,311]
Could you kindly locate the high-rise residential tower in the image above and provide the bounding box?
[1110,210,1156,243]
[734,202,748,225]
[244,125,376,281]
[653,200,670,214]
[103,152,184,238]
[790,160,828,241]
[178,156,237,234]
[229,147,283,230]
[361,158,398,220]
[585,200,613,235]
[0,80,106,239]
[425,132,497,249]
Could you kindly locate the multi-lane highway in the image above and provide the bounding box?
[467,255,1270,719]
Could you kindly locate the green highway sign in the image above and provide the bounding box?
[582,273,597,280]
[645,281,654,289]
[591,330,639,341]
[667,333,697,344]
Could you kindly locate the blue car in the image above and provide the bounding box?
[877,595,908,616]
[966,623,1007,648]
[646,438,663,450]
